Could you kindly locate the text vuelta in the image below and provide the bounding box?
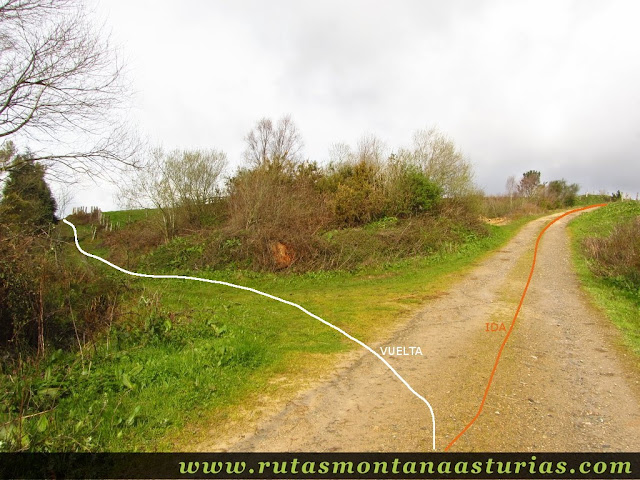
[380,346,423,356]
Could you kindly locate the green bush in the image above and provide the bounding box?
[321,160,385,226]
[391,166,442,216]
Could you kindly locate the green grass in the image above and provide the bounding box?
[1,215,534,452]
[568,201,640,357]
[103,208,157,226]
[574,193,612,206]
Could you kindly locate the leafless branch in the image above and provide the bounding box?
[0,0,139,181]
[243,115,304,169]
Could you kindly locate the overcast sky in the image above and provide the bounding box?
[69,0,640,212]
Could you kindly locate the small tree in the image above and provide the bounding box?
[505,175,517,206]
[399,127,474,197]
[328,142,352,165]
[164,149,227,224]
[0,152,57,232]
[121,148,227,242]
[545,179,579,207]
[355,133,387,167]
[244,115,303,170]
[517,170,541,198]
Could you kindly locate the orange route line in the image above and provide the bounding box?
[444,203,607,451]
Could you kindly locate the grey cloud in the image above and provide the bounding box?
[72,0,640,213]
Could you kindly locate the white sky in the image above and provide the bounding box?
[69,0,640,212]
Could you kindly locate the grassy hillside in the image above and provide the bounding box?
[569,201,640,357]
[0,212,534,451]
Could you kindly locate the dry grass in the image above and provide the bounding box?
[480,195,543,219]
[582,216,640,289]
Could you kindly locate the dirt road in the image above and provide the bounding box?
[198,210,640,452]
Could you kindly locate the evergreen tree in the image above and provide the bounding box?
[0,154,57,232]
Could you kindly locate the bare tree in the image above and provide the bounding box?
[506,175,517,206]
[52,182,74,218]
[243,115,303,169]
[270,115,303,162]
[327,135,387,170]
[121,148,227,242]
[164,149,227,222]
[402,127,474,197]
[355,133,387,167]
[0,0,138,181]
[119,148,175,242]
[244,118,272,167]
[328,142,352,165]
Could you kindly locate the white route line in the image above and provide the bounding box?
[63,218,437,450]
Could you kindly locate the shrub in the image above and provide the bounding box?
[0,225,125,356]
[383,160,442,217]
[226,162,330,270]
[582,216,640,290]
[321,160,386,226]
[100,218,166,268]
[399,169,442,214]
[400,128,475,197]
[542,179,580,208]
[320,208,489,271]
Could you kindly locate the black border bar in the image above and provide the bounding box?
[1,452,639,479]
